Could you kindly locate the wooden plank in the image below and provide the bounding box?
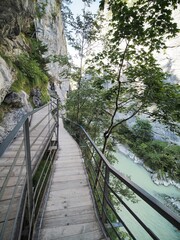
[0,219,16,240]
[1,185,22,200]
[46,195,92,212]
[0,200,18,221]
[40,221,102,239]
[0,158,14,166]
[48,186,90,197]
[55,161,83,168]
[43,212,97,228]
[50,179,88,191]
[53,168,85,177]
[55,230,104,240]
[52,174,86,182]
[43,205,94,219]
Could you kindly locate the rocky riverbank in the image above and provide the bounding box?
[116,143,180,189]
[116,143,180,213]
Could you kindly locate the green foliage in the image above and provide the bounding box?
[15,54,48,87]
[75,0,179,153]
[108,0,179,50]
[115,121,180,182]
[65,0,180,184]
[40,87,50,104]
[0,32,50,104]
[66,81,106,133]
[132,118,153,142]
[137,141,180,181]
[36,1,47,19]
[49,54,70,67]
[0,51,13,67]
[62,2,96,60]
[12,52,49,104]
[27,38,49,68]
[11,67,29,93]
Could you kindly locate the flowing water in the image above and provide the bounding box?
[113,149,180,240]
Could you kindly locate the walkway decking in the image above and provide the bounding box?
[35,118,105,240]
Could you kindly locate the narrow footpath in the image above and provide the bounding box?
[35,118,105,240]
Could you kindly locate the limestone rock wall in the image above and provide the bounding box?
[155,7,180,84]
[0,0,34,105]
[35,0,69,105]
[0,57,14,104]
[0,0,69,142]
[0,0,34,39]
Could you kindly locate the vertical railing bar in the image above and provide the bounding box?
[57,98,60,149]
[30,121,55,160]
[104,195,138,240]
[87,162,104,195]
[30,117,54,149]
[102,210,124,240]
[33,143,54,198]
[48,102,51,141]
[102,164,109,223]
[34,148,55,210]
[11,185,27,240]
[31,124,56,177]
[23,118,34,227]
[29,112,50,133]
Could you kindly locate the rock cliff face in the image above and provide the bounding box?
[0,0,35,142]
[0,0,69,142]
[35,0,69,104]
[0,57,14,104]
[0,0,33,39]
[155,7,180,84]
[0,0,34,104]
[0,0,69,105]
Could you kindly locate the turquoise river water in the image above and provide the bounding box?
[114,149,180,240]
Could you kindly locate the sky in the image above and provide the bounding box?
[67,0,100,65]
[70,0,100,16]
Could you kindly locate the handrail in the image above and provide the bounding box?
[64,118,180,240]
[0,98,59,240]
[0,103,48,157]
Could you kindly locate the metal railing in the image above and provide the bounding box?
[64,118,180,240]
[0,98,59,240]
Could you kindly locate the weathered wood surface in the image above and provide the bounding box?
[35,118,105,240]
[0,106,55,240]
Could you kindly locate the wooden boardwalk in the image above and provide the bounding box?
[0,105,55,239]
[34,118,105,240]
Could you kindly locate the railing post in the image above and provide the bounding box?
[48,102,51,137]
[57,98,60,149]
[23,118,33,224]
[102,165,109,223]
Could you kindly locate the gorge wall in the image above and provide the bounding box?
[35,0,69,105]
[0,0,69,142]
[0,0,34,103]
[156,7,180,84]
